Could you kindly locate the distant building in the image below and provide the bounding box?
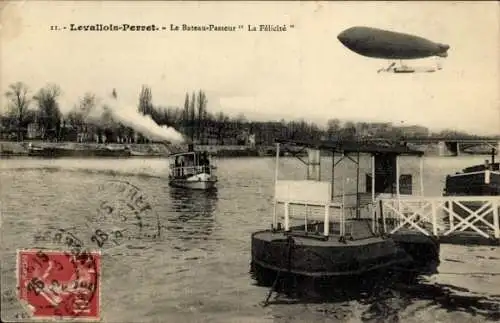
[27,123,41,139]
[400,125,430,137]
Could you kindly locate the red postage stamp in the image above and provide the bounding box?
[17,249,101,320]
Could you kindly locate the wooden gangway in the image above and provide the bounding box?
[376,195,500,245]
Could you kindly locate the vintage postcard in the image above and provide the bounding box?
[1,1,499,322]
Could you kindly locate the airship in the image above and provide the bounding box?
[337,26,450,73]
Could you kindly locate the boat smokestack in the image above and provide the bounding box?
[485,159,491,170]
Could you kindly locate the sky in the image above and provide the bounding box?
[1,1,499,135]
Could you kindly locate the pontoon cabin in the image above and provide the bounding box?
[250,139,437,286]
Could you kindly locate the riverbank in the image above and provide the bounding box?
[0,141,278,158]
[0,141,495,158]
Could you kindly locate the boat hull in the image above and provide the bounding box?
[250,259,420,299]
[168,173,217,190]
[251,229,412,280]
[444,172,500,196]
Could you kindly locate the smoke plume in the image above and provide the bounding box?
[99,97,186,145]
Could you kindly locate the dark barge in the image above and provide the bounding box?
[442,148,500,230]
[27,143,131,158]
[444,148,500,196]
[251,139,440,292]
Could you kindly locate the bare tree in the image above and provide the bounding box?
[79,92,97,116]
[66,105,83,128]
[197,90,207,143]
[189,92,196,141]
[215,111,229,144]
[138,85,153,116]
[74,92,98,141]
[183,93,189,126]
[5,82,31,141]
[326,119,341,138]
[33,84,62,141]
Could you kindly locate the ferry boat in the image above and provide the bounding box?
[168,146,217,190]
[251,138,440,295]
[443,148,500,196]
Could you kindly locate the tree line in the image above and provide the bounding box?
[0,81,491,145]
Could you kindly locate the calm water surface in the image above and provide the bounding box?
[1,155,499,322]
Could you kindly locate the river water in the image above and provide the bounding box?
[1,155,499,322]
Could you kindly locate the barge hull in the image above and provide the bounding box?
[251,230,412,279]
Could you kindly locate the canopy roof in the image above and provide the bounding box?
[275,138,425,156]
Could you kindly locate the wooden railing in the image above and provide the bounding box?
[273,180,346,237]
[169,165,215,177]
[377,196,500,240]
[274,200,345,237]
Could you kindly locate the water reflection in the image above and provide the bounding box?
[395,279,500,321]
[263,271,500,322]
[165,187,218,240]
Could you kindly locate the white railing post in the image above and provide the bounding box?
[275,143,280,184]
[419,157,424,197]
[371,155,376,202]
[395,156,399,196]
[273,201,278,229]
[371,204,376,233]
[431,199,438,236]
[395,155,401,212]
[449,200,454,231]
[342,178,346,236]
[371,154,376,234]
[273,143,280,230]
[284,202,290,231]
[305,204,308,232]
[382,200,387,234]
[341,203,345,236]
[493,199,499,239]
[324,204,329,237]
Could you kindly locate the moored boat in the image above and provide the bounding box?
[442,148,500,226]
[26,143,131,158]
[251,138,439,296]
[168,146,217,190]
[443,149,500,196]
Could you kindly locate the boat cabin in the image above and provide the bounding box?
[169,150,214,179]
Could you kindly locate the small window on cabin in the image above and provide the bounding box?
[366,173,413,195]
[184,154,193,166]
[399,174,413,195]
